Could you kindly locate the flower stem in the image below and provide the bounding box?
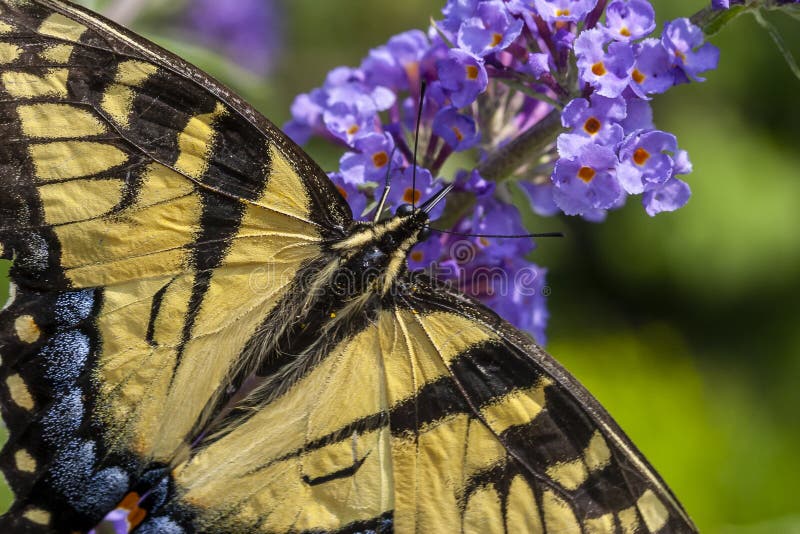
[690,1,797,37]
[752,8,800,80]
[476,109,563,182]
[690,4,752,36]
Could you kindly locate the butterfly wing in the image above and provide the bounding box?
[0,0,349,530]
[133,277,695,533]
[390,276,698,533]
[0,1,696,533]
[140,299,505,532]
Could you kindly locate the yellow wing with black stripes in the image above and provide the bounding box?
[0,1,697,533]
[147,283,695,533]
[0,0,348,530]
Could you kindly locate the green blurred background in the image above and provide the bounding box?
[1,1,798,531]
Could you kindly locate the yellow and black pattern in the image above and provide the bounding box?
[0,1,697,533]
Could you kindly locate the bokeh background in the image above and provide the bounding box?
[1,1,798,532]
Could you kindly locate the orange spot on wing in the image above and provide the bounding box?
[115,492,147,530]
[128,507,146,529]
[119,492,140,511]
[336,185,349,199]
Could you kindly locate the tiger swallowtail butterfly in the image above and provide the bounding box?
[0,0,696,532]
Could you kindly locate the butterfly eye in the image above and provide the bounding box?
[417,226,431,241]
[395,203,414,217]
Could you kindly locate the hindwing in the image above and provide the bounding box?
[128,277,695,533]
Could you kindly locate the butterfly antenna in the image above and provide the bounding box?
[412,80,427,212]
[373,147,398,223]
[420,183,454,214]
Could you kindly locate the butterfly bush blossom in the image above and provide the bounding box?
[285,0,726,343]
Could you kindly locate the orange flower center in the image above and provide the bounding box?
[451,126,464,142]
[404,61,420,85]
[577,166,596,183]
[555,8,571,16]
[403,187,422,204]
[372,151,389,168]
[633,147,651,165]
[632,68,646,84]
[490,33,503,47]
[465,64,480,80]
[620,27,631,37]
[583,117,601,135]
[410,251,424,262]
[591,62,607,76]
[347,124,360,135]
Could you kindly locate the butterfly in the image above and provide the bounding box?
[0,0,697,532]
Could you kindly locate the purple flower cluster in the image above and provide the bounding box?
[286,0,720,340]
[556,12,718,218]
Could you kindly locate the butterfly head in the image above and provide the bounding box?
[394,203,432,241]
[332,184,452,295]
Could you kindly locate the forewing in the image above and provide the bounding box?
[0,0,349,530]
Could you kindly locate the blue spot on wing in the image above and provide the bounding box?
[41,387,84,447]
[41,330,90,390]
[54,289,95,327]
[136,516,184,534]
[48,439,129,515]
